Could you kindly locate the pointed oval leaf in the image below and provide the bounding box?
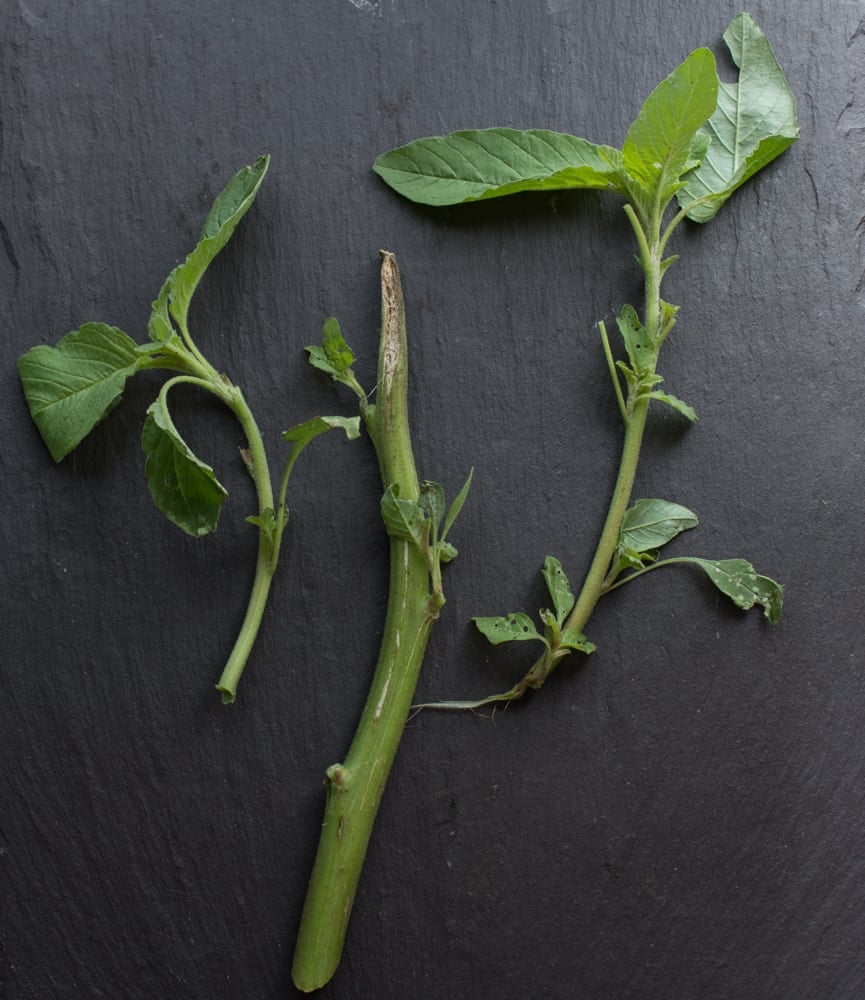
[473,613,546,647]
[677,14,798,222]
[18,323,142,461]
[621,499,699,553]
[374,128,626,207]
[169,155,270,328]
[441,467,474,541]
[623,48,718,198]
[141,395,227,537]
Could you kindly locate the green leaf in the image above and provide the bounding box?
[541,556,575,623]
[688,557,784,623]
[306,317,357,381]
[437,541,459,564]
[621,498,699,553]
[473,613,547,647]
[616,303,656,374]
[282,414,362,452]
[677,14,799,223]
[622,48,718,199]
[141,394,228,536]
[168,155,269,329]
[246,506,288,545]
[418,481,446,536]
[646,390,698,422]
[373,128,626,206]
[380,483,426,546]
[441,467,474,540]
[18,323,143,461]
[148,267,180,344]
[559,629,596,654]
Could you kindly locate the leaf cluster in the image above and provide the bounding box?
[18,156,271,537]
[373,15,797,228]
[474,557,594,657]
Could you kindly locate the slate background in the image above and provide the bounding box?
[2,2,862,998]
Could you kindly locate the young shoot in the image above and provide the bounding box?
[373,12,795,710]
[17,157,359,702]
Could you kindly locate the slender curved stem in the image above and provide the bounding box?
[215,385,277,702]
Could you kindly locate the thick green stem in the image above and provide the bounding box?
[292,252,438,991]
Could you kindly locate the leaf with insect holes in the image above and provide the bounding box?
[473,613,547,647]
[373,128,627,206]
[683,557,783,623]
[141,393,227,537]
[616,304,656,374]
[18,323,144,461]
[677,14,799,222]
[541,556,575,624]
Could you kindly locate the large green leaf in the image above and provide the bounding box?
[168,155,269,328]
[141,394,227,536]
[677,14,798,222]
[622,47,718,200]
[373,128,626,206]
[18,323,142,461]
[621,499,699,553]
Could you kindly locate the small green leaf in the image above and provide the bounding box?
[616,304,656,374]
[677,14,799,223]
[621,498,699,553]
[437,541,459,563]
[141,394,227,537]
[246,506,288,545]
[418,481,446,536]
[541,556,575,623]
[148,267,180,344]
[622,47,718,199]
[306,317,356,380]
[18,323,143,461]
[282,414,362,452]
[559,629,596,654]
[373,128,626,206]
[380,483,426,546]
[473,613,547,647]
[646,391,697,422]
[689,557,784,622]
[441,467,474,540]
[169,156,269,329]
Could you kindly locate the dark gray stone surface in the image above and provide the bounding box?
[2,2,862,997]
